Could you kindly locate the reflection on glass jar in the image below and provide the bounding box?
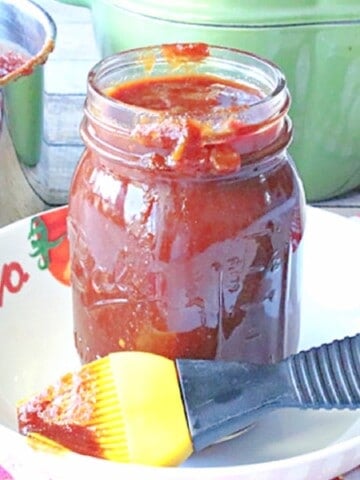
[68,44,306,364]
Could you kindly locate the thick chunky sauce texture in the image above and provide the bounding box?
[69,70,303,364]
[111,74,262,112]
[0,42,31,78]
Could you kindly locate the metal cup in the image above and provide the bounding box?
[0,0,57,227]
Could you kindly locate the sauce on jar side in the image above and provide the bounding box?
[69,68,304,364]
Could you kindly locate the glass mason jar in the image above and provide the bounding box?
[68,44,305,365]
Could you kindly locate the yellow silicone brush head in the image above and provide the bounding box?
[17,351,193,466]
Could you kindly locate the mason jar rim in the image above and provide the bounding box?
[85,43,289,135]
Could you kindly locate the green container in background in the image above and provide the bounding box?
[56,0,360,202]
[4,67,43,168]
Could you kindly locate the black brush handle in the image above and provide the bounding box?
[284,334,360,408]
[176,334,360,452]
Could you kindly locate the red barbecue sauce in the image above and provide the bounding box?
[17,369,105,459]
[0,45,31,78]
[69,44,304,364]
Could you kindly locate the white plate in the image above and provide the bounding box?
[0,206,359,480]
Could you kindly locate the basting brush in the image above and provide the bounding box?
[17,333,360,466]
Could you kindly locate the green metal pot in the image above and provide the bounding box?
[56,0,360,201]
